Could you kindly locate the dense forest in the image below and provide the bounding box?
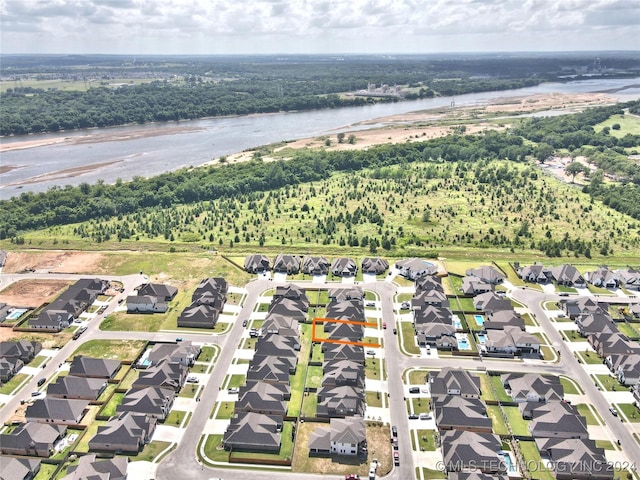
[1,101,639,252]
[2,52,638,136]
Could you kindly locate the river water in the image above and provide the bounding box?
[1,77,639,200]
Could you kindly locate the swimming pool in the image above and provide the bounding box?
[456,333,472,351]
[452,315,462,330]
[498,451,517,473]
[6,308,27,321]
[474,314,485,326]
[476,333,487,344]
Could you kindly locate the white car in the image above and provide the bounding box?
[228,387,239,394]
[186,376,199,383]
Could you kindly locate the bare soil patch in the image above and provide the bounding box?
[3,251,103,274]
[0,279,72,308]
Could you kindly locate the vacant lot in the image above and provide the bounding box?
[0,279,71,308]
[2,251,103,274]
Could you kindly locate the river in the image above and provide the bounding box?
[1,77,639,200]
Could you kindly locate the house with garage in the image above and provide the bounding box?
[223,412,282,453]
[561,296,605,320]
[483,326,540,356]
[255,333,300,357]
[428,368,481,399]
[416,323,456,347]
[466,265,505,284]
[131,361,188,392]
[322,359,365,389]
[272,253,301,274]
[308,416,366,456]
[246,355,295,384]
[460,277,493,295]
[147,341,201,367]
[328,287,364,302]
[244,254,271,273]
[588,332,640,358]
[325,321,364,342]
[518,263,550,283]
[331,257,357,277]
[434,396,493,433]
[413,305,452,326]
[28,310,73,331]
[322,343,365,364]
[89,411,157,454]
[607,353,640,386]
[483,309,525,331]
[361,257,389,275]
[0,340,42,363]
[325,299,365,322]
[47,376,107,400]
[585,266,620,289]
[61,454,128,480]
[69,356,121,379]
[615,267,640,291]
[262,313,299,336]
[412,289,449,309]
[0,357,23,382]
[535,437,613,480]
[116,386,175,420]
[126,294,168,313]
[0,422,67,457]
[0,457,41,480]
[302,255,329,275]
[137,283,178,301]
[473,292,511,313]
[177,304,220,329]
[26,398,89,426]
[235,381,290,416]
[317,385,365,418]
[549,264,586,287]
[194,276,228,297]
[415,275,444,293]
[441,430,506,474]
[268,297,308,321]
[501,373,564,403]
[527,402,589,438]
[274,284,309,306]
[396,258,438,280]
[577,312,618,337]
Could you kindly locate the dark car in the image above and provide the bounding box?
[37,378,46,387]
[391,425,398,437]
[242,319,248,327]
[393,328,397,335]
[408,414,419,419]
[409,387,420,394]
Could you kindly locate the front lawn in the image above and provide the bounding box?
[215,402,235,419]
[0,373,28,394]
[406,397,431,415]
[132,440,173,462]
[615,403,640,422]
[365,357,382,380]
[165,410,190,427]
[562,330,586,342]
[594,374,628,392]
[400,321,420,354]
[414,429,437,451]
[576,403,603,425]
[559,376,582,395]
[201,434,228,463]
[366,390,383,408]
[29,355,48,368]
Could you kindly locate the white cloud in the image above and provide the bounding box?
[0,0,638,54]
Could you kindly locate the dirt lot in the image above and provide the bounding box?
[3,251,103,274]
[0,279,71,309]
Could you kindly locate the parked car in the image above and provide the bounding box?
[419,413,432,420]
[228,387,239,394]
[242,319,248,327]
[392,440,398,450]
[186,376,199,383]
[409,387,420,394]
[175,337,184,342]
[366,302,375,307]
[382,322,387,329]
[408,414,419,419]
[610,407,618,417]
[345,475,360,480]
[393,452,400,466]
[400,302,410,310]
[37,378,46,387]
[366,350,376,356]
[391,425,398,437]
[393,328,397,335]
[31,391,43,397]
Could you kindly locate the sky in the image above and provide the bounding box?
[1,0,639,55]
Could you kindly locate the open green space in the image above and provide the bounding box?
[400,321,420,355]
[71,339,146,362]
[595,113,640,138]
[0,373,28,394]
[486,405,509,435]
[519,441,555,480]
[488,374,512,403]
[166,410,189,427]
[413,429,437,451]
[576,403,603,425]
[366,390,383,408]
[503,406,530,435]
[559,376,583,395]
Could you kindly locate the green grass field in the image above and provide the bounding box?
[70,339,146,362]
[594,113,640,138]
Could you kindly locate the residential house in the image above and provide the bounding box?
[116,386,175,420]
[0,457,41,480]
[535,438,613,480]
[428,368,481,399]
[131,361,188,392]
[255,333,300,357]
[585,266,620,289]
[322,343,365,364]
[0,422,66,457]
[549,264,586,287]
[395,258,438,280]
[28,310,72,331]
[302,256,329,275]
[46,376,107,400]
[68,356,121,379]
[177,304,220,329]
[588,332,640,358]
[561,297,605,320]
[615,268,640,291]
[126,294,168,313]
[328,287,364,302]
[25,398,89,426]
[274,284,309,309]
[89,411,157,454]
[528,402,588,438]
[235,381,290,416]
[138,283,178,301]
[466,266,505,284]
[415,275,444,293]
[0,357,23,382]
[147,341,201,367]
[576,312,617,337]
[246,355,294,384]
[460,277,493,295]
[412,289,449,309]
[501,373,564,403]
[483,329,517,356]
[483,326,540,356]
[0,340,42,362]
[193,277,228,297]
[308,416,366,456]
[483,309,525,331]
[272,253,301,274]
[518,263,550,283]
[434,396,492,433]
[325,321,364,342]
[0,302,11,322]
[473,292,511,313]
[268,297,308,321]
[262,313,299,336]
[607,353,640,386]
[223,412,282,452]
[441,430,506,474]
[413,305,452,327]
[325,299,364,321]
[361,257,389,275]
[317,385,365,418]
[331,257,357,277]
[322,359,365,389]
[415,323,456,347]
[244,254,271,273]
[61,454,128,480]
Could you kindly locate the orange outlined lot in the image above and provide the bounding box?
[312,317,381,348]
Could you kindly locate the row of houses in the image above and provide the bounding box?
[0,340,41,383]
[428,368,612,480]
[176,277,228,328]
[28,278,109,331]
[222,285,307,453]
[560,296,640,407]
[518,262,640,290]
[244,254,390,277]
